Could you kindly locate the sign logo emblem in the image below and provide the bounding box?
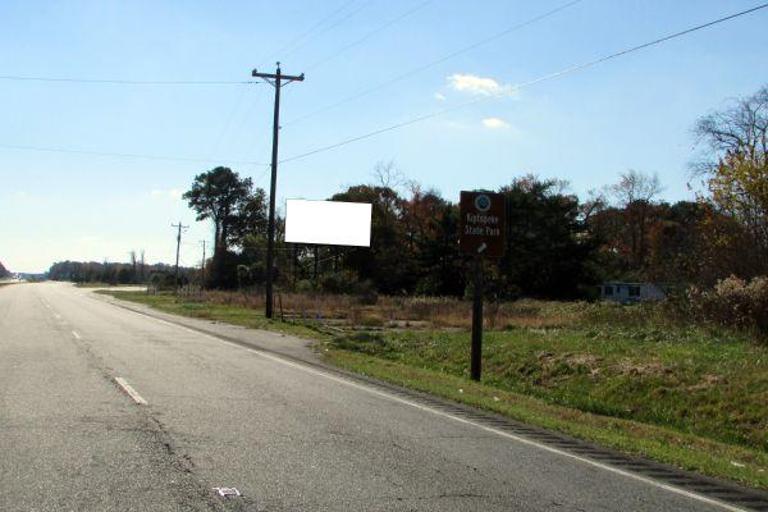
[474,194,491,212]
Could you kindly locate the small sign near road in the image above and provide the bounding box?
[459,191,506,258]
[458,190,507,381]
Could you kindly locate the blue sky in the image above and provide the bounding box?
[1,0,766,273]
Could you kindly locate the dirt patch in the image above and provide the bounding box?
[613,359,674,377]
[687,374,727,392]
[534,352,605,382]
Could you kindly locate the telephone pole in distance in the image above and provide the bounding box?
[252,62,304,319]
[199,240,207,286]
[172,222,188,288]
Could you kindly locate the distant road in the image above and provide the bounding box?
[0,282,746,511]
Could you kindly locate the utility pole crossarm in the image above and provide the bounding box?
[251,69,305,83]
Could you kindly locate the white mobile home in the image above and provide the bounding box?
[599,282,666,303]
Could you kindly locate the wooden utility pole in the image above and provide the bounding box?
[172,222,188,288]
[313,245,319,282]
[251,62,305,319]
[199,240,207,286]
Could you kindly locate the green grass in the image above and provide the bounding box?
[330,327,768,450]
[326,309,768,489]
[325,348,768,489]
[101,289,768,489]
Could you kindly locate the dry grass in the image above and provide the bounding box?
[175,289,588,330]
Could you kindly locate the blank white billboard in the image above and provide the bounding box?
[285,199,372,247]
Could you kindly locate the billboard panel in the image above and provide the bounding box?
[285,199,372,247]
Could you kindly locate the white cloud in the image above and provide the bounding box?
[448,73,515,97]
[482,117,510,129]
[150,188,183,200]
[434,92,447,101]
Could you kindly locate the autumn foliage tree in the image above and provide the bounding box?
[401,185,464,296]
[694,84,768,279]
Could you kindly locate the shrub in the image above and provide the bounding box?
[148,272,177,292]
[359,313,385,327]
[688,275,768,337]
[295,279,315,293]
[355,279,378,305]
[320,270,361,294]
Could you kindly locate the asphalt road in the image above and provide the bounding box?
[0,282,748,511]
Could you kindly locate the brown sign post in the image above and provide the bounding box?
[459,191,506,381]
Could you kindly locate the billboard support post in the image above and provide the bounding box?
[470,255,484,381]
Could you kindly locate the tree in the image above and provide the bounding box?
[497,175,599,299]
[645,201,708,284]
[609,169,663,270]
[183,167,255,287]
[707,152,768,258]
[401,185,463,295]
[228,188,268,249]
[372,160,406,191]
[330,184,412,294]
[183,167,253,255]
[694,85,768,171]
[694,85,768,277]
[0,261,10,279]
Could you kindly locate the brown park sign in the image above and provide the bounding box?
[459,191,506,258]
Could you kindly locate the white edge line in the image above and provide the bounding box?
[71,330,81,340]
[136,313,748,512]
[114,377,148,405]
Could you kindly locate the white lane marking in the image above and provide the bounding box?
[114,377,148,405]
[128,312,747,512]
[71,331,81,340]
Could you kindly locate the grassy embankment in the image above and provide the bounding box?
[101,290,768,489]
[100,290,328,339]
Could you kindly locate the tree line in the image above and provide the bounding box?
[47,84,768,301]
[184,85,767,300]
[47,258,192,287]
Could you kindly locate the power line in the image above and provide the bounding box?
[282,0,584,127]
[206,86,254,159]
[280,1,374,62]
[260,0,357,65]
[0,75,259,85]
[254,164,273,185]
[280,2,768,165]
[6,3,765,170]
[305,0,433,71]
[0,143,266,166]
